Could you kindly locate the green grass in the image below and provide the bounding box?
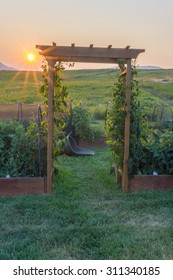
[0,148,173,260]
[137,69,173,108]
[0,71,43,104]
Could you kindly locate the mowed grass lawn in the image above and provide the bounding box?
[0,148,173,260]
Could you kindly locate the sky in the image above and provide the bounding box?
[1,0,173,70]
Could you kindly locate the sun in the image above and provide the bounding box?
[27,53,35,62]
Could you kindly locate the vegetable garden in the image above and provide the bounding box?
[1,43,173,193]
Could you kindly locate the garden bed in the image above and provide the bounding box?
[0,177,47,196]
[129,175,173,191]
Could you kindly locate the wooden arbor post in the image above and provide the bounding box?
[122,59,132,192]
[47,59,55,193]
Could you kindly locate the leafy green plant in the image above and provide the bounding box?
[71,104,94,142]
[106,62,142,176]
[0,121,46,177]
[65,103,105,142]
[39,60,70,171]
[93,107,106,120]
[139,129,173,175]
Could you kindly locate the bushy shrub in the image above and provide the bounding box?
[65,104,105,142]
[139,129,173,175]
[71,105,94,142]
[93,108,106,120]
[0,121,46,177]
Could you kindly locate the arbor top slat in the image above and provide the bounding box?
[36,44,145,64]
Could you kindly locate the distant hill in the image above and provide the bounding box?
[137,65,162,70]
[0,62,16,71]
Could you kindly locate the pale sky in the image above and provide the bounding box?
[1,0,173,70]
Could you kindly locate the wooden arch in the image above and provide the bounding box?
[36,43,145,193]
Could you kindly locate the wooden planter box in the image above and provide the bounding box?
[128,175,173,192]
[0,177,47,196]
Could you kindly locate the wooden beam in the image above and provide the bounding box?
[36,45,145,64]
[129,175,173,191]
[43,56,118,64]
[0,177,46,195]
[122,59,132,192]
[47,59,55,193]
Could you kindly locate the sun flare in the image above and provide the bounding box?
[27,53,35,62]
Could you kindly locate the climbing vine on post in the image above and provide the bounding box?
[106,61,142,179]
[39,60,70,171]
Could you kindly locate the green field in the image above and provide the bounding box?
[0,68,173,260]
[1,68,173,105]
[1,68,173,129]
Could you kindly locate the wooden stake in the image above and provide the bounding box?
[122,59,132,192]
[47,59,54,193]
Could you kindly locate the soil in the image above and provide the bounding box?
[79,138,107,148]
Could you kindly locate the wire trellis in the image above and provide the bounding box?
[151,103,173,129]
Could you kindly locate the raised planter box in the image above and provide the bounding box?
[129,175,173,192]
[0,177,47,196]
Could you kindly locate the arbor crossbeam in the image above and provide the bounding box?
[36,44,144,64]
